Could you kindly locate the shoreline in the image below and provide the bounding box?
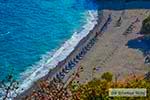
[15,10,112,99]
[15,5,150,99]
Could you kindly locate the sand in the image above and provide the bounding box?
[72,9,150,84]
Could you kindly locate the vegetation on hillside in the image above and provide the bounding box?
[141,15,150,35]
[22,72,150,100]
[71,72,150,100]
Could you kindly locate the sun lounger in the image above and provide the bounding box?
[70,60,76,65]
[76,55,82,60]
[73,58,79,63]
[56,74,62,81]
[70,63,75,68]
[59,72,65,76]
[62,68,69,73]
[68,62,75,69]
[145,56,150,64]
[79,51,84,56]
[85,46,90,50]
[59,72,65,79]
[90,39,95,44]
[86,46,91,50]
[87,43,92,48]
[92,37,96,41]
[79,52,83,57]
[78,55,83,59]
[89,40,94,45]
[53,77,59,83]
[81,48,87,54]
[65,65,70,70]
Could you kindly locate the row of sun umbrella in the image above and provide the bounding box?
[53,37,97,83]
[53,14,112,83]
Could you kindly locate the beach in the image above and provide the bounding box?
[73,9,150,84]
[15,6,150,100]
[15,9,102,98]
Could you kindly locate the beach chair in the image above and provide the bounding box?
[81,48,87,54]
[145,56,150,64]
[79,51,84,56]
[65,65,70,70]
[70,60,76,65]
[88,42,93,47]
[78,50,83,56]
[53,76,61,83]
[86,43,91,48]
[68,61,75,69]
[59,71,65,76]
[56,73,62,81]
[62,68,69,73]
[78,52,83,57]
[76,55,82,60]
[145,72,150,80]
[70,63,75,69]
[92,37,97,41]
[73,58,79,63]
[85,46,90,50]
[84,47,88,51]
[89,40,93,45]
[90,39,95,45]
[90,39,95,44]
[78,54,83,59]
[59,72,65,79]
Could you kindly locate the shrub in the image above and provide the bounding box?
[101,72,113,82]
[71,74,150,100]
[141,15,150,35]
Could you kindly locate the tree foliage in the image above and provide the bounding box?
[101,72,113,82]
[71,72,150,100]
[141,15,150,35]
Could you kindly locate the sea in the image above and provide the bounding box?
[0,0,98,94]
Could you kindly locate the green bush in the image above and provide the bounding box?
[141,15,150,35]
[101,72,113,82]
[71,73,150,100]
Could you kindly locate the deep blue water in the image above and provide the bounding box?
[0,0,94,80]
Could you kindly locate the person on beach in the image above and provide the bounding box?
[115,17,122,27]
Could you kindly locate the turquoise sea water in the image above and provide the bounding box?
[0,0,96,80]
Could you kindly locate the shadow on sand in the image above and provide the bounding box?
[127,36,150,56]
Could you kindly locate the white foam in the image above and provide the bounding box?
[16,10,98,94]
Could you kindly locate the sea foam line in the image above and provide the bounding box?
[16,10,98,94]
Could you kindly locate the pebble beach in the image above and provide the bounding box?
[15,2,150,99]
